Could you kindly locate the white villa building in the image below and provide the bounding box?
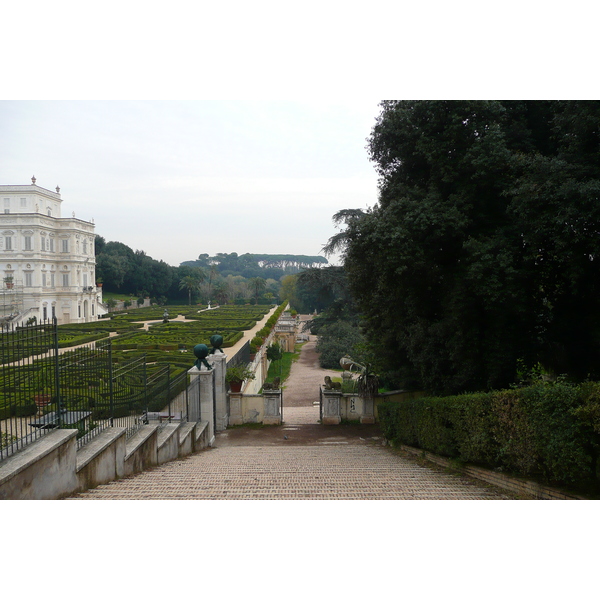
[0,177,105,327]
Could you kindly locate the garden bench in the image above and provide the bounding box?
[143,411,183,422]
[29,410,92,429]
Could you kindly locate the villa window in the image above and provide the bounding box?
[62,273,69,287]
[61,239,69,253]
[25,273,32,287]
[24,236,32,251]
[5,236,12,250]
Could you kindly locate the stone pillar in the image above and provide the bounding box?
[229,392,243,426]
[208,352,228,431]
[321,390,342,425]
[187,366,201,423]
[361,396,375,424]
[263,390,282,425]
[188,365,215,445]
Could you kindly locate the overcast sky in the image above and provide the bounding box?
[0,100,381,267]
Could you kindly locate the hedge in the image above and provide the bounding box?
[378,382,600,492]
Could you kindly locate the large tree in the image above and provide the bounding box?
[341,100,600,394]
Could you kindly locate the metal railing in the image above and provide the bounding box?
[0,319,189,461]
[0,320,58,459]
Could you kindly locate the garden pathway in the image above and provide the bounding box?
[70,313,518,500]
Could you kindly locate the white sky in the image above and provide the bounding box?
[0,99,381,266]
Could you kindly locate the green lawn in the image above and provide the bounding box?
[263,342,305,389]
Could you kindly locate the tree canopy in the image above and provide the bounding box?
[95,239,281,305]
[339,100,600,394]
[180,253,327,278]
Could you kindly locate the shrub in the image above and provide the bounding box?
[316,321,364,369]
[378,382,600,491]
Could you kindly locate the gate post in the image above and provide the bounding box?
[360,396,375,424]
[321,389,342,425]
[208,352,228,431]
[263,390,282,425]
[187,367,200,423]
[228,391,243,426]
[188,365,215,445]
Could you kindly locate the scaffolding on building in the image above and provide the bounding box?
[0,281,25,323]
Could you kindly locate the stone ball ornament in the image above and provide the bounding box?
[193,343,212,370]
[209,334,224,354]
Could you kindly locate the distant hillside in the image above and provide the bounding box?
[180,253,328,278]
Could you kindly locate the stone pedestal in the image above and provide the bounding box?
[321,390,342,425]
[229,392,243,426]
[361,396,375,424]
[263,390,282,425]
[208,352,228,431]
[187,366,201,423]
[188,365,215,445]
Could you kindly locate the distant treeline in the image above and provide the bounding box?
[180,252,328,279]
[94,239,326,304]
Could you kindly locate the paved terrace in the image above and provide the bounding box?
[69,315,518,500]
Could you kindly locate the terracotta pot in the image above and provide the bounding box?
[34,394,52,407]
[229,381,243,393]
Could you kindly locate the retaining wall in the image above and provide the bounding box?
[0,420,212,500]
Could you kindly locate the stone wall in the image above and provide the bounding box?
[0,420,212,500]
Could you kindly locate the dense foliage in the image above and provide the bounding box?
[316,320,365,369]
[95,240,283,305]
[285,266,364,369]
[378,381,600,493]
[341,100,600,394]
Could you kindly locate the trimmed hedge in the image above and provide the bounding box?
[378,382,600,492]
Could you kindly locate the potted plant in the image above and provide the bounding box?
[4,275,14,289]
[33,391,53,416]
[225,364,256,393]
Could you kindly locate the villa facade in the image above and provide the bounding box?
[0,177,104,326]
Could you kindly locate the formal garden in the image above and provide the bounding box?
[0,303,280,430]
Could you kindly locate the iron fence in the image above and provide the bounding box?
[1,319,189,461]
[0,319,58,459]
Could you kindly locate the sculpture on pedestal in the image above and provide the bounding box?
[340,355,379,401]
[209,334,224,354]
[323,375,342,390]
[193,343,212,370]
